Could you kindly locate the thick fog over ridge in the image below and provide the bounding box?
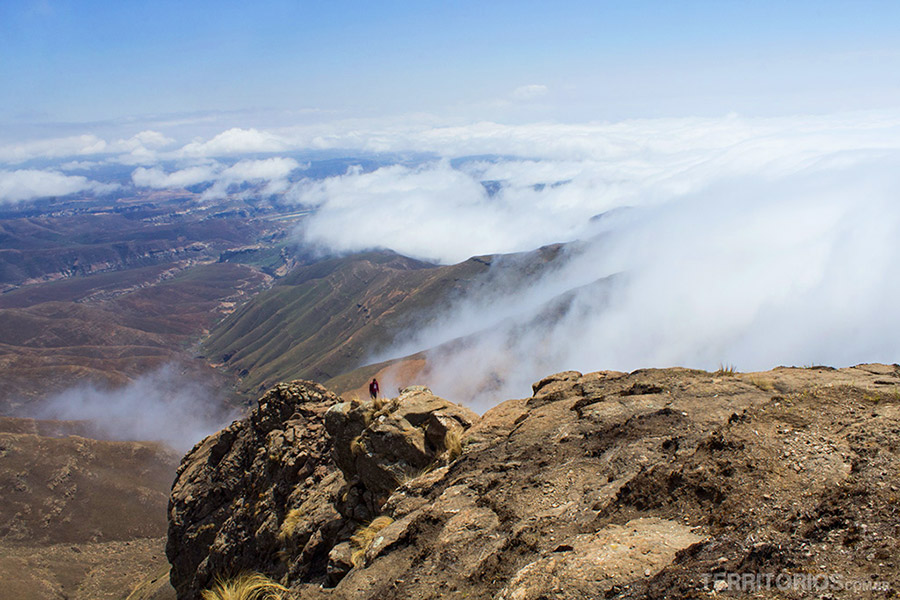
[3,112,900,408]
[285,115,900,408]
[32,366,238,452]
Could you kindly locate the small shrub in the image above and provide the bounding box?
[349,516,394,568]
[200,572,287,600]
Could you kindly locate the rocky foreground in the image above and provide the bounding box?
[167,365,900,599]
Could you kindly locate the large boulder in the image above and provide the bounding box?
[166,381,480,598]
[312,365,900,599]
[324,385,478,518]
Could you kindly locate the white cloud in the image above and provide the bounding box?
[0,130,172,167]
[33,365,236,452]
[0,169,117,203]
[178,127,288,157]
[279,112,900,408]
[5,110,900,409]
[108,130,177,165]
[131,157,302,198]
[202,157,302,199]
[130,130,175,149]
[291,160,605,263]
[511,84,549,100]
[5,110,900,170]
[220,156,300,180]
[58,160,100,171]
[0,134,108,164]
[131,164,219,188]
[290,112,900,262]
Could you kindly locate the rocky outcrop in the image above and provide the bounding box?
[325,385,478,519]
[166,381,345,600]
[167,382,479,598]
[169,365,900,599]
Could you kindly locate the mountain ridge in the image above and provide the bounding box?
[204,243,575,398]
[166,362,900,599]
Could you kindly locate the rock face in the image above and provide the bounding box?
[325,385,479,519]
[169,365,900,599]
[167,381,345,600]
[167,382,478,598]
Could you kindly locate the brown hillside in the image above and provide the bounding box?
[205,244,570,395]
[0,262,269,412]
[0,416,179,600]
[0,418,179,545]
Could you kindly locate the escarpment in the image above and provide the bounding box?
[167,381,477,598]
[166,381,343,599]
[168,365,900,599]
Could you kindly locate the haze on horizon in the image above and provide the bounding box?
[3,0,900,410]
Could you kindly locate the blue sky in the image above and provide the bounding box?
[2,0,900,134]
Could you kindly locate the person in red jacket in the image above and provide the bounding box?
[369,377,380,400]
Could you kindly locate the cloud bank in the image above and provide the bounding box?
[5,110,900,408]
[279,113,900,407]
[177,128,288,158]
[33,366,237,452]
[0,168,117,204]
[132,157,302,199]
[289,112,900,262]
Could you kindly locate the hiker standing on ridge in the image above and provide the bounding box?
[369,377,380,400]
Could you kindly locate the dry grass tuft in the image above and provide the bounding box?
[279,508,303,541]
[747,375,775,391]
[715,364,738,376]
[200,572,287,600]
[278,498,317,542]
[396,462,437,488]
[350,435,365,457]
[349,516,394,568]
[443,429,463,462]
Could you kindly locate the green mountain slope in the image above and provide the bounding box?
[203,251,491,393]
[203,244,574,396]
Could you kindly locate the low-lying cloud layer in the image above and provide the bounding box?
[5,111,900,408]
[381,151,900,408]
[132,157,302,199]
[289,112,900,262]
[285,113,900,407]
[33,366,237,452]
[0,168,117,204]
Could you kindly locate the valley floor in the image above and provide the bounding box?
[0,538,171,600]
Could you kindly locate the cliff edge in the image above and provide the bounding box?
[168,365,900,599]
